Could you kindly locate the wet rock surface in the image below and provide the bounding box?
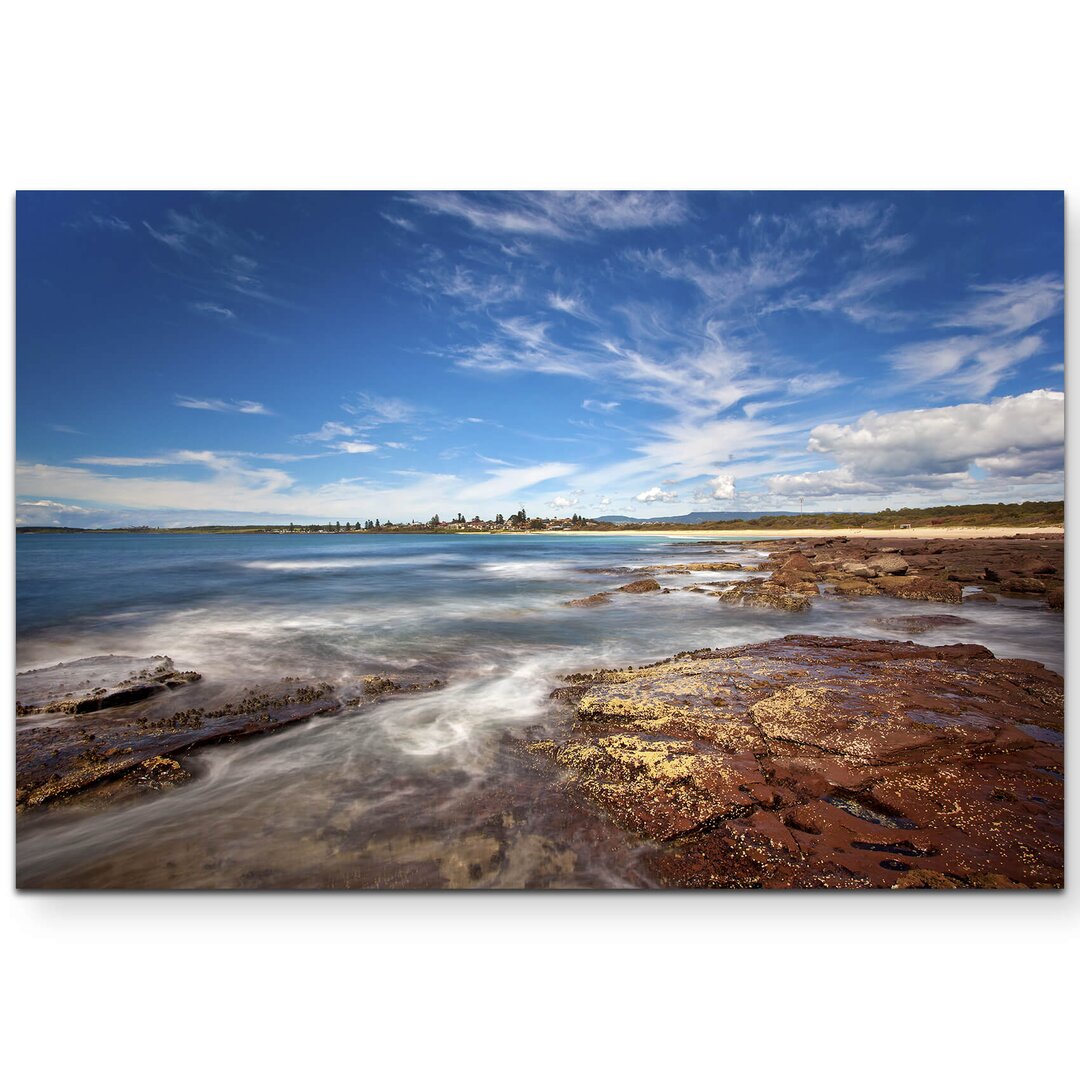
[617,578,663,594]
[745,534,1063,609]
[535,635,1063,889]
[15,658,440,811]
[872,614,973,635]
[16,655,201,716]
[564,592,613,607]
[575,536,1063,618]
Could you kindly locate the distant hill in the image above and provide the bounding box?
[597,510,800,524]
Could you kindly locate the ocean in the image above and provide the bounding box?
[15,532,1064,887]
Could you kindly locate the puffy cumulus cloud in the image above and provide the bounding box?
[808,390,1063,475]
[709,474,736,499]
[548,494,580,509]
[767,467,887,498]
[767,390,1064,498]
[635,486,679,504]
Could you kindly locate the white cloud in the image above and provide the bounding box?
[582,399,620,413]
[458,462,578,502]
[76,455,173,467]
[767,467,887,497]
[548,292,591,319]
[767,389,1064,497]
[709,474,736,499]
[190,301,236,320]
[335,441,380,454]
[301,421,357,441]
[16,499,98,526]
[410,191,688,240]
[16,453,580,525]
[635,486,678,503]
[71,213,131,232]
[342,392,417,426]
[175,396,271,415]
[889,333,1044,396]
[548,494,579,509]
[381,212,418,232]
[939,274,1064,335]
[416,264,523,308]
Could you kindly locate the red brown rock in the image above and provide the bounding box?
[564,592,613,607]
[618,578,662,593]
[874,576,963,603]
[538,635,1063,889]
[744,536,1062,610]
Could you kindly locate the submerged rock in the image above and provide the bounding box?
[16,655,201,717]
[715,580,813,612]
[873,614,973,635]
[618,578,662,594]
[538,635,1063,889]
[16,678,341,810]
[730,536,1063,611]
[564,592,613,608]
[830,577,881,597]
[874,576,963,603]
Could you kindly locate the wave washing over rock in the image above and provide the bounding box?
[15,531,1064,888]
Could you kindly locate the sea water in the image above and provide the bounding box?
[15,532,1064,888]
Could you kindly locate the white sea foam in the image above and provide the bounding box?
[477,559,576,581]
[242,553,465,572]
[364,650,567,759]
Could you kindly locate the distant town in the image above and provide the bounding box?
[13,501,1066,535]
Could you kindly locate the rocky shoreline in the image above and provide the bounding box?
[15,656,441,811]
[533,635,1063,888]
[565,532,1064,612]
[15,535,1065,889]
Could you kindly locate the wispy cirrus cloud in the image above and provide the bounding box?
[189,301,236,320]
[70,212,132,232]
[887,275,1062,396]
[342,392,418,427]
[938,274,1064,335]
[144,207,286,311]
[409,191,689,240]
[175,395,272,415]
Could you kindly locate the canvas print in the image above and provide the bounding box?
[15,191,1064,889]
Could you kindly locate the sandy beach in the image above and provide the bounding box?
[546,526,1064,540]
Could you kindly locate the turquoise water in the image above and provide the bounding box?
[15,533,1063,887]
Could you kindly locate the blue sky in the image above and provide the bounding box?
[16,190,1064,526]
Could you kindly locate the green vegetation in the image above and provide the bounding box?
[652,500,1064,531]
[14,500,1063,535]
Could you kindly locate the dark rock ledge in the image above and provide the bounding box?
[16,656,440,810]
[532,635,1063,889]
